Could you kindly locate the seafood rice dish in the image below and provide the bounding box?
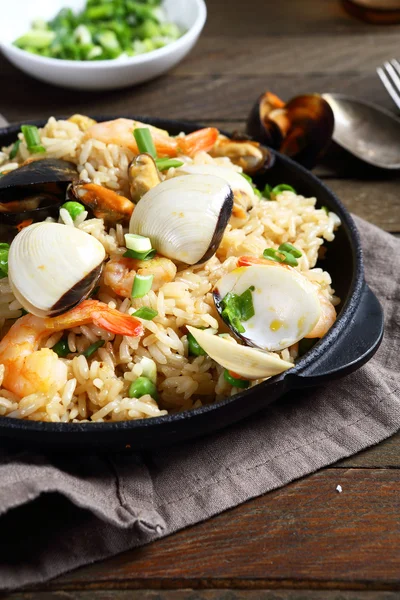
[0,115,341,423]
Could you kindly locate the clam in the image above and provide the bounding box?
[128,153,161,204]
[8,222,105,317]
[247,92,334,168]
[174,163,256,223]
[129,174,233,265]
[0,158,79,229]
[209,134,274,175]
[213,263,321,352]
[186,326,293,380]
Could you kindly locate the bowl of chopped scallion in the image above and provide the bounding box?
[0,0,206,90]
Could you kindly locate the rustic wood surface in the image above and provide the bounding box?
[1,0,400,598]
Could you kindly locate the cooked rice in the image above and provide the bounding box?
[0,117,341,422]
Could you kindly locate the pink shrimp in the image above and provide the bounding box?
[104,255,177,298]
[0,300,143,398]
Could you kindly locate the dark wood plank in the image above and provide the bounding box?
[4,591,400,600]
[50,469,400,590]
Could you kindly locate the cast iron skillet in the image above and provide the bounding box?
[0,116,384,451]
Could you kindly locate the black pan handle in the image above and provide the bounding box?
[291,284,384,388]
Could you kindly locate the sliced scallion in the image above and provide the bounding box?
[9,139,21,160]
[187,331,206,357]
[52,337,70,358]
[132,306,158,320]
[21,125,45,154]
[155,158,184,171]
[131,273,154,299]
[133,127,157,158]
[0,242,10,278]
[124,248,157,261]
[263,247,298,267]
[124,233,152,253]
[278,242,302,258]
[220,286,255,333]
[82,339,105,358]
[272,184,296,195]
[240,173,253,183]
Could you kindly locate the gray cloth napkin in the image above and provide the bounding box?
[0,215,399,591]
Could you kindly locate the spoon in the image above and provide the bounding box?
[322,93,400,170]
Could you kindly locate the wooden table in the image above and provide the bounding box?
[1,1,400,598]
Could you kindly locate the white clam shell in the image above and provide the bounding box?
[8,222,105,317]
[214,264,321,351]
[187,326,293,380]
[129,174,233,265]
[175,163,255,204]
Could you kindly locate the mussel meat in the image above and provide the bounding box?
[213,262,321,352]
[8,222,106,317]
[187,326,293,380]
[209,134,274,175]
[68,182,134,225]
[128,153,161,204]
[129,174,233,265]
[247,92,334,168]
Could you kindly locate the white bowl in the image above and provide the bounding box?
[0,0,206,91]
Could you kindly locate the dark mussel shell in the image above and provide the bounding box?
[0,158,78,203]
[246,92,334,169]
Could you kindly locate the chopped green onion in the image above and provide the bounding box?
[9,139,21,160]
[240,173,253,183]
[14,29,56,50]
[224,369,250,389]
[129,376,158,400]
[21,125,45,154]
[132,307,158,320]
[321,205,329,215]
[124,233,152,253]
[263,247,298,267]
[155,158,184,171]
[272,184,296,195]
[0,243,10,279]
[52,338,70,358]
[254,188,262,198]
[262,184,273,199]
[61,201,85,220]
[220,286,255,333]
[133,128,157,158]
[187,331,206,357]
[82,339,105,358]
[298,338,318,357]
[278,243,302,259]
[124,248,157,261]
[131,273,154,298]
[19,308,29,317]
[138,357,157,384]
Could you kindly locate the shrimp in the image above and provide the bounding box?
[237,255,336,338]
[0,300,143,398]
[104,255,177,298]
[85,118,219,158]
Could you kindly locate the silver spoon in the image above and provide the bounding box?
[322,93,400,170]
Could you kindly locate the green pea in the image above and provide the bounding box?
[61,201,85,221]
[52,338,70,358]
[187,331,206,357]
[129,376,158,401]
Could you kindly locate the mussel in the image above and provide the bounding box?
[129,174,233,265]
[68,181,134,225]
[128,153,161,204]
[213,262,321,352]
[247,92,334,169]
[0,159,79,233]
[8,222,105,317]
[209,134,274,175]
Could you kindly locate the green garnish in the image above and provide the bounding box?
[82,339,105,358]
[224,369,250,389]
[52,337,71,358]
[220,286,255,334]
[254,188,262,198]
[13,1,182,61]
[132,307,158,320]
[321,206,329,215]
[262,183,296,200]
[131,273,154,299]
[187,331,206,357]
[155,158,184,171]
[124,248,157,261]
[240,173,253,183]
[133,127,157,158]
[9,139,21,160]
[0,243,10,279]
[124,233,152,253]
[129,376,158,400]
[263,243,302,267]
[298,338,318,357]
[21,125,45,154]
[61,201,85,220]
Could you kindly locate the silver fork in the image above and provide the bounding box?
[0,113,9,128]
[377,59,400,110]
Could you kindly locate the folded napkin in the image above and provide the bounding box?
[0,215,399,591]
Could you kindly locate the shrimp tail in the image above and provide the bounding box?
[45,300,144,337]
[178,128,219,156]
[237,256,283,268]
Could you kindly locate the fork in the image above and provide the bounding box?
[377,59,400,110]
[0,113,9,128]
